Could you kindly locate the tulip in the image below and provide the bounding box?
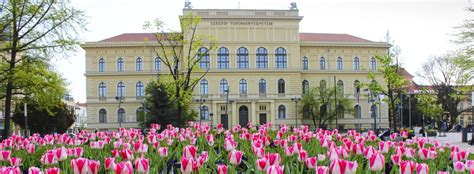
[41,151,57,165]
[1,166,21,174]
[28,167,43,174]
[330,158,347,174]
[316,166,329,174]
[121,148,134,161]
[437,172,449,174]
[25,144,35,154]
[379,141,390,154]
[104,157,115,170]
[224,138,237,151]
[363,146,376,159]
[183,145,197,159]
[111,149,120,158]
[55,147,68,161]
[416,163,429,174]
[0,150,11,161]
[256,158,268,171]
[369,153,385,172]
[158,147,168,157]
[283,146,294,156]
[400,160,416,174]
[454,161,465,173]
[217,165,228,174]
[298,150,308,162]
[70,158,89,174]
[346,160,358,174]
[180,157,194,174]
[266,153,282,166]
[114,161,133,174]
[134,158,149,174]
[87,160,100,174]
[9,157,21,167]
[228,150,243,165]
[45,168,60,174]
[318,154,326,161]
[466,160,474,171]
[391,154,401,165]
[418,148,429,160]
[305,157,317,169]
[253,146,265,158]
[206,134,215,146]
[266,165,284,174]
[405,148,415,158]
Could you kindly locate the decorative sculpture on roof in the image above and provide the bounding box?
[184,0,192,9]
[290,2,298,10]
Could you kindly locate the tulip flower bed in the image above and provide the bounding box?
[0,122,473,174]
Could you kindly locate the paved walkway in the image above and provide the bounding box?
[430,132,473,152]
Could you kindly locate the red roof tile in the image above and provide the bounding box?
[299,33,373,42]
[99,33,374,43]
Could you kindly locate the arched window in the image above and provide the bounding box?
[337,80,344,95]
[136,81,144,97]
[117,82,125,97]
[199,47,210,69]
[354,105,361,118]
[353,57,360,70]
[136,107,144,122]
[320,57,326,70]
[117,58,124,71]
[239,79,247,95]
[118,108,125,123]
[220,79,228,94]
[237,47,249,69]
[371,105,377,118]
[302,80,309,94]
[256,47,268,68]
[354,80,361,97]
[99,109,107,123]
[336,57,343,70]
[320,80,327,91]
[201,106,209,120]
[98,58,105,72]
[302,56,309,70]
[217,47,229,69]
[278,105,286,119]
[337,105,345,119]
[259,79,266,95]
[275,47,287,68]
[370,57,377,71]
[200,79,208,95]
[98,82,107,98]
[155,57,161,71]
[278,79,285,94]
[136,57,143,71]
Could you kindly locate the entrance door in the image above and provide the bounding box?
[259,113,267,125]
[221,114,228,130]
[239,106,249,127]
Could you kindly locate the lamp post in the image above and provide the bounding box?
[115,96,124,128]
[291,96,301,127]
[366,89,377,132]
[140,101,147,131]
[210,113,214,129]
[24,102,27,137]
[195,97,206,125]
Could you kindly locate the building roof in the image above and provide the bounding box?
[98,32,374,43]
[299,33,373,43]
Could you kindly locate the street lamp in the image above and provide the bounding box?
[366,89,377,132]
[291,96,301,127]
[195,97,206,125]
[210,113,214,129]
[115,96,124,128]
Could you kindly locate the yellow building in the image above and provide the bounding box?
[82,6,390,130]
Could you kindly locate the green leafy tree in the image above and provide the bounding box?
[454,7,474,56]
[416,91,443,131]
[300,87,354,128]
[0,0,86,138]
[143,14,217,127]
[12,101,75,135]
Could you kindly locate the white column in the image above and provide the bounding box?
[251,102,256,124]
[212,102,218,126]
[232,102,237,128]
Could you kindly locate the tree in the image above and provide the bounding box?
[418,52,473,128]
[143,14,217,127]
[454,7,473,56]
[300,87,354,129]
[416,91,443,132]
[0,0,85,138]
[12,100,75,135]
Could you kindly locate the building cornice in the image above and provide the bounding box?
[300,41,391,48]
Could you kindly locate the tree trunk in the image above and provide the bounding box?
[3,50,17,139]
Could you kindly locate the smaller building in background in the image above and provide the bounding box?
[74,102,87,132]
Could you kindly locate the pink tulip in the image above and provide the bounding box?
[70,158,89,174]
[0,150,11,161]
[26,144,35,154]
[266,165,284,174]
[45,168,60,174]
[266,153,282,166]
[111,149,120,158]
[87,160,100,174]
[316,166,329,174]
[105,157,115,170]
[305,157,317,169]
[318,154,326,161]
[379,141,390,154]
[418,148,429,160]
[114,161,133,174]
[416,163,429,174]
[28,167,43,174]
[391,154,401,165]
[346,160,358,174]
[55,147,68,161]
[217,165,228,174]
[454,161,465,173]
[330,158,347,174]
[328,147,340,161]
[228,150,243,165]
[256,158,268,171]
[158,147,168,157]
[400,160,416,174]
[206,134,215,146]
[121,148,134,161]
[298,150,308,162]
[283,146,294,156]
[183,145,197,159]
[224,138,237,151]
[352,143,364,155]
[41,151,57,165]
[1,166,21,174]
[405,148,415,158]
[9,157,21,167]
[363,146,376,159]
[134,158,149,174]
[180,157,194,174]
[466,160,474,170]
[252,146,265,158]
[369,153,385,172]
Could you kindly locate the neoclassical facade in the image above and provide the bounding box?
[82,7,390,130]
